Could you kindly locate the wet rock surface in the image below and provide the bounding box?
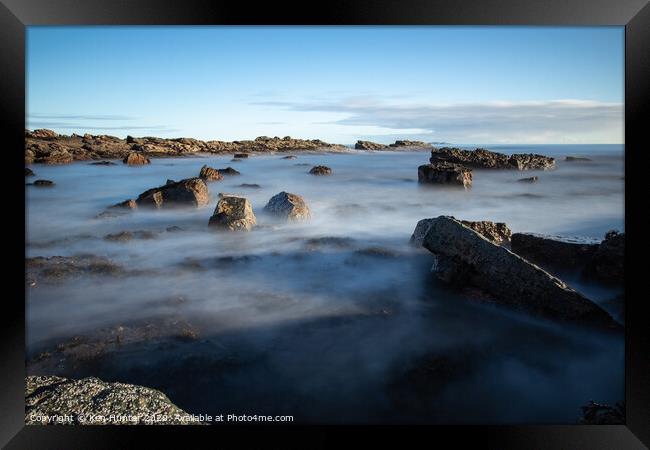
[137,178,210,209]
[511,233,600,271]
[264,191,311,221]
[429,147,555,170]
[417,163,472,188]
[585,231,624,284]
[25,375,200,424]
[420,216,618,328]
[309,165,332,176]
[208,194,256,231]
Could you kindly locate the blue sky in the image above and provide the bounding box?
[26,26,624,144]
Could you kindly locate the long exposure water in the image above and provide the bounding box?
[25,145,624,424]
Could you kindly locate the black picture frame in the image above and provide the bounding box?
[1,0,648,448]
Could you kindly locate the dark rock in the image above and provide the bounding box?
[25,375,200,425]
[123,152,150,165]
[417,163,472,188]
[198,165,224,181]
[104,230,157,242]
[304,236,355,250]
[25,168,35,176]
[166,179,176,185]
[264,191,311,221]
[585,230,624,284]
[518,176,539,183]
[208,194,256,231]
[136,178,210,209]
[511,233,600,271]
[32,179,55,187]
[566,156,592,162]
[389,140,430,148]
[420,216,619,328]
[89,161,117,166]
[412,217,511,246]
[309,165,332,176]
[429,147,555,170]
[238,183,261,189]
[166,226,183,232]
[281,155,297,159]
[26,255,124,284]
[579,400,625,424]
[217,167,241,176]
[355,140,387,150]
[233,153,249,158]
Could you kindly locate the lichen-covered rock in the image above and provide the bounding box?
[123,152,150,165]
[411,217,510,246]
[198,165,224,181]
[25,375,201,425]
[420,216,618,328]
[264,191,311,221]
[511,233,600,271]
[309,165,332,176]
[417,163,472,188]
[208,194,256,231]
[136,178,209,209]
[355,140,387,150]
[429,147,554,170]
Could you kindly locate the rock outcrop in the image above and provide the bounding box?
[429,147,555,170]
[208,194,256,231]
[25,375,200,425]
[309,165,332,176]
[136,178,210,208]
[198,165,224,181]
[419,216,618,328]
[511,233,600,271]
[264,192,311,221]
[411,217,511,246]
[585,231,624,283]
[417,163,472,188]
[123,152,151,165]
[389,140,431,148]
[355,140,387,150]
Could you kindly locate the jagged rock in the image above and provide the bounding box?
[233,153,249,158]
[217,167,241,176]
[389,140,430,148]
[309,165,332,176]
[137,178,210,209]
[25,375,201,425]
[411,217,511,246]
[25,168,35,176]
[32,179,55,187]
[123,152,150,165]
[417,163,472,188]
[511,233,600,271]
[518,176,539,183]
[585,230,624,283]
[566,156,592,162]
[110,199,137,210]
[429,147,555,170]
[208,194,256,231]
[264,191,311,221]
[355,140,387,150]
[198,164,224,181]
[420,216,618,328]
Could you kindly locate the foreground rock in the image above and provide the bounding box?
[198,164,224,181]
[420,216,618,328]
[137,178,210,208]
[355,140,387,150]
[208,194,256,231]
[264,192,311,221]
[585,231,624,283]
[411,217,511,246]
[417,163,472,188]
[123,152,151,165]
[25,375,201,425]
[511,233,600,271]
[429,147,555,170]
[309,165,332,176]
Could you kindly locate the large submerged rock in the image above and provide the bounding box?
[417,163,472,188]
[429,147,555,170]
[309,165,332,176]
[511,233,600,271]
[208,194,256,231]
[25,375,200,425]
[585,231,624,283]
[136,178,210,208]
[264,191,311,221]
[420,216,618,328]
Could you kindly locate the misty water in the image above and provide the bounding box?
[26,145,624,424]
